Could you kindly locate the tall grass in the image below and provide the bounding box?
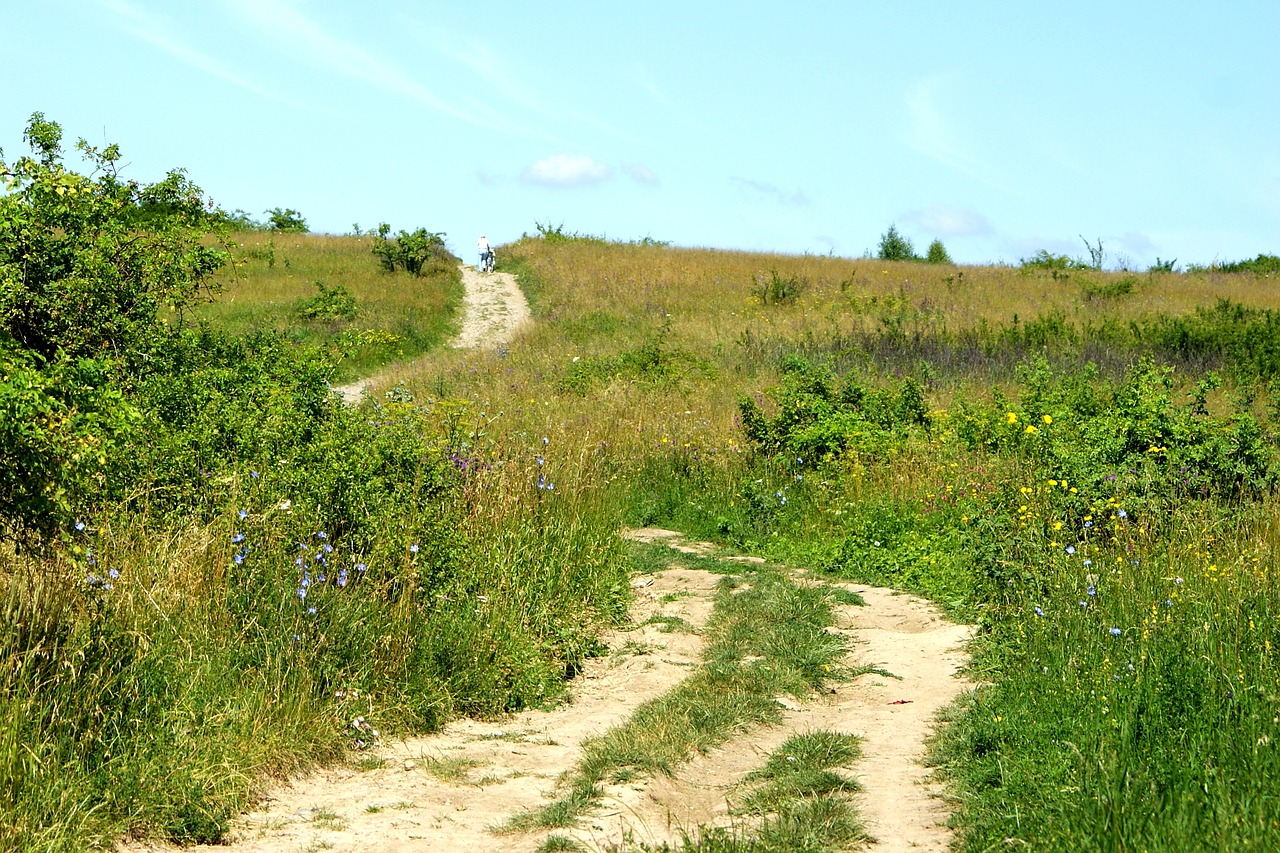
[195,232,464,380]
[13,230,1280,849]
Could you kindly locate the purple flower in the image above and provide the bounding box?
[238,509,248,520]
[232,533,245,544]
[75,520,86,532]
[1117,509,1128,519]
[1087,585,1096,596]
[1034,606,1044,617]
[316,531,327,540]
[297,587,307,600]
[338,568,348,587]
[357,563,368,573]
[250,470,259,479]
[108,568,119,580]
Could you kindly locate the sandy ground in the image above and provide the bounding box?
[125,530,971,853]
[332,263,530,404]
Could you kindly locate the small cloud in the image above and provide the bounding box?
[904,203,992,237]
[622,162,660,186]
[732,177,808,206]
[1118,231,1155,255]
[521,154,612,188]
[476,170,501,188]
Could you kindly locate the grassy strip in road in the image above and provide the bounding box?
[508,543,856,832]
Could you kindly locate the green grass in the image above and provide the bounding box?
[651,731,869,853]
[14,228,1280,850]
[196,232,464,381]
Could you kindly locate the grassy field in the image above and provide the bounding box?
[193,232,464,380]
[7,226,1280,850]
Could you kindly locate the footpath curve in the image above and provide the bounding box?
[333,263,530,404]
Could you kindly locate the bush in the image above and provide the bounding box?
[294,280,357,321]
[876,225,918,262]
[925,239,952,264]
[0,113,228,545]
[371,224,456,276]
[265,207,307,232]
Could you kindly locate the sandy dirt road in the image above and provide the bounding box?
[333,263,529,404]
[128,531,971,853]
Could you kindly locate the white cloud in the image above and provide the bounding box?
[905,75,1017,195]
[521,154,612,188]
[732,177,808,206]
[221,0,542,138]
[622,162,660,186]
[905,204,993,237]
[96,0,307,108]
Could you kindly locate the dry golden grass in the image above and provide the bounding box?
[367,238,1280,489]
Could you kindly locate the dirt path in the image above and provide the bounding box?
[130,531,971,853]
[333,263,530,404]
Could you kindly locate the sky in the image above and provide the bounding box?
[3,1,1278,267]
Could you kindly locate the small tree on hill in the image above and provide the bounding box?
[877,225,918,262]
[266,207,308,232]
[925,239,953,264]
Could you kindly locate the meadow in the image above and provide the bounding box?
[5,117,1280,850]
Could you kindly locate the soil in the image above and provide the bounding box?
[128,274,975,851]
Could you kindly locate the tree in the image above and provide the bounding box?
[877,225,918,262]
[266,207,308,232]
[0,112,229,547]
[925,239,953,264]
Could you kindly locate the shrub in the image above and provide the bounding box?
[755,269,806,305]
[295,280,357,321]
[876,225,918,262]
[371,224,456,276]
[265,207,308,232]
[925,239,952,264]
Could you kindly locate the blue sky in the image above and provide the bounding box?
[4,1,1277,266]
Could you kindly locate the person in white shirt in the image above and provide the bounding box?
[477,235,492,271]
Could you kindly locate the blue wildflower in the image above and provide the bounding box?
[1065,545,1076,555]
[316,531,327,540]
[307,606,317,615]
[108,568,119,580]
[1083,520,1092,529]
[1034,606,1045,617]
[410,544,419,554]
[75,520,86,532]
[234,552,245,565]
[1164,599,1174,607]
[536,456,544,466]
[357,563,368,573]
[232,533,245,544]
[297,587,307,600]
[338,568,348,588]
[1083,559,1092,567]
[1109,627,1122,636]
[1117,509,1128,519]
[1087,585,1096,596]
[238,509,248,520]
[542,436,549,446]
[251,470,259,479]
